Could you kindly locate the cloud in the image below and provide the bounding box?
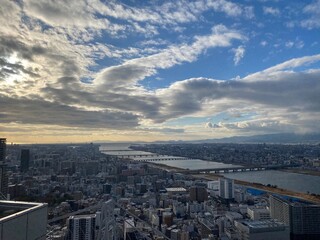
[89,0,254,27]
[206,119,295,133]
[244,54,320,81]
[0,57,40,78]
[260,41,268,46]
[285,39,304,49]
[263,6,280,16]
[23,0,124,33]
[205,122,222,129]
[301,0,320,29]
[232,45,245,65]
[0,95,140,128]
[94,25,245,88]
[1,0,320,141]
[151,54,320,135]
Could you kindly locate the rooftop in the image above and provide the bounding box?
[69,214,96,219]
[165,187,187,192]
[236,219,287,233]
[0,200,47,222]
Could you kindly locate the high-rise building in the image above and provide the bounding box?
[0,163,8,198]
[0,139,8,198]
[67,214,96,240]
[270,195,320,240]
[189,186,208,202]
[0,138,6,163]
[96,199,116,240]
[20,149,30,172]
[219,178,234,200]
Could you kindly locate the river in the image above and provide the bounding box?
[99,143,320,195]
[223,170,320,195]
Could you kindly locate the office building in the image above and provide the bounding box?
[20,149,30,172]
[270,195,320,240]
[247,206,270,220]
[0,200,48,240]
[219,178,234,200]
[235,219,289,240]
[189,186,208,202]
[67,214,96,240]
[0,139,5,162]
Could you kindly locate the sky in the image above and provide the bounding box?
[1,0,320,143]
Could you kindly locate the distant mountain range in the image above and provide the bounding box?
[94,133,320,145]
[151,133,320,144]
[196,133,320,144]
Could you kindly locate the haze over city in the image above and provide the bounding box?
[1,0,320,143]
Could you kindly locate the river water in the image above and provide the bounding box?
[223,170,320,195]
[154,159,242,170]
[99,143,320,195]
[153,159,320,194]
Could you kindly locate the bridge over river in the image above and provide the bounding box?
[177,165,285,174]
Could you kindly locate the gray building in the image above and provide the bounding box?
[270,195,320,240]
[67,214,96,240]
[0,139,5,163]
[219,178,234,200]
[235,219,289,240]
[0,139,8,198]
[20,149,30,172]
[0,200,48,240]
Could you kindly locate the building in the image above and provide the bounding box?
[270,195,320,240]
[247,206,270,220]
[20,149,30,172]
[67,214,96,240]
[235,219,289,240]
[0,139,8,198]
[0,163,8,198]
[124,218,135,240]
[219,178,234,200]
[189,186,208,202]
[0,139,5,163]
[96,199,116,240]
[0,200,48,240]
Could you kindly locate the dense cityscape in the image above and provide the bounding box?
[1,138,320,239]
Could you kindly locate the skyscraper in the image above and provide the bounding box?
[218,178,234,200]
[270,195,320,240]
[20,149,30,172]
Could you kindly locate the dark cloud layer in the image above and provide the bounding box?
[0,95,139,128]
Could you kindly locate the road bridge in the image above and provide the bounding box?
[178,165,285,174]
[131,156,190,162]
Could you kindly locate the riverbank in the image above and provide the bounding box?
[149,162,320,204]
[194,173,320,204]
[282,168,320,177]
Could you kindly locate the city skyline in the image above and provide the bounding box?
[1,0,320,143]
